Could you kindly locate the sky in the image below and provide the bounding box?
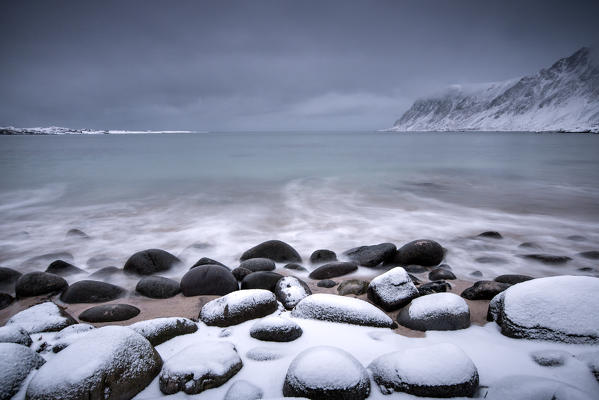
[1,0,598,131]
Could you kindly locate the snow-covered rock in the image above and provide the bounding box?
[200,289,278,327]
[291,293,393,327]
[489,276,599,343]
[250,316,303,342]
[245,346,285,361]
[530,349,573,367]
[577,351,599,382]
[275,276,311,310]
[484,375,595,400]
[129,317,198,346]
[0,325,32,346]
[159,341,242,395]
[366,267,419,311]
[224,380,264,400]
[397,292,470,331]
[283,346,370,399]
[6,302,76,333]
[388,47,599,133]
[26,326,162,400]
[368,343,479,397]
[49,323,95,353]
[0,343,45,400]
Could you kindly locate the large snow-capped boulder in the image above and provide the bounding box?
[291,293,393,328]
[199,289,278,327]
[224,380,263,400]
[129,317,198,346]
[26,326,162,400]
[159,341,242,395]
[369,343,479,397]
[283,346,370,399]
[367,267,419,311]
[0,343,45,400]
[397,292,471,331]
[49,324,95,353]
[15,272,68,298]
[250,316,303,342]
[123,248,180,275]
[484,375,595,400]
[60,280,126,303]
[275,276,312,309]
[343,243,396,267]
[240,240,302,263]
[0,325,32,346]
[6,302,76,333]
[180,264,238,296]
[488,276,599,343]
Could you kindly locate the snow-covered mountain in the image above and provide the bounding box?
[389,47,599,133]
[0,126,198,135]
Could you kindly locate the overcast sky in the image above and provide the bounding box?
[1,0,598,131]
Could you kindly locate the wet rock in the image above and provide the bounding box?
[392,239,444,267]
[308,261,357,279]
[477,231,503,239]
[404,265,428,273]
[250,316,303,342]
[60,280,126,303]
[519,242,542,249]
[241,271,284,292]
[567,235,586,241]
[519,254,572,265]
[579,250,599,260]
[275,276,311,309]
[45,260,85,276]
[284,263,307,271]
[136,276,181,299]
[190,257,227,269]
[240,240,302,263]
[0,267,22,292]
[239,257,276,272]
[283,346,370,400]
[344,243,396,267]
[475,256,508,264]
[397,292,470,331]
[0,292,14,310]
[494,274,533,285]
[66,228,89,239]
[0,325,32,346]
[88,266,123,280]
[129,317,198,346]
[180,264,238,296]
[79,303,140,322]
[200,289,278,327]
[470,270,483,277]
[15,272,68,298]
[337,279,369,296]
[309,249,337,264]
[6,302,76,333]
[428,267,456,280]
[418,280,451,296]
[461,280,510,300]
[232,267,252,281]
[317,279,337,288]
[123,248,181,275]
[367,267,419,311]
[0,343,45,400]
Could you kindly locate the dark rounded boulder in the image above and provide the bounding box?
[494,274,533,285]
[0,292,14,310]
[519,254,572,265]
[317,279,337,288]
[428,267,456,280]
[15,272,68,298]
[461,280,511,300]
[309,249,337,264]
[88,266,123,280]
[66,228,90,239]
[240,240,302,263]
[241,271,284,292]
[0,267,21,292]
[123,249,181,275]
[45,260,85,276]
[239,257,276,272]
[190,257,227,269]
[309,261,358,279]
[136,276,180,299]
[60,280,126,303]
[337,279,369,296]
[477,231,503,239]
[180,264,238,296]
[344,243,396,267]
[392,239,444,267]
[232,267,253,281]
[79,303,140,322]
[284,263,307,271]
[418,280,451,296]
[578,251,599,260]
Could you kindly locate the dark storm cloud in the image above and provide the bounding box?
[1,0,598,130]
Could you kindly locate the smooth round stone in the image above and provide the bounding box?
[232,267,253,281]
[429,267,456,280]
[337,279,369,296]
[200,289,278,327]
[461,280,510,300]
[190,257,227,269]
[45,260,85,276]
[60,280,126,303]
[136,276,180,299]
[477,231,503,239]
[0,267,21,291]
[79,304,140,322]
[494,274,534,285]
[275,276,311,309]
[249,316,303,342]
[308,262,357,279]
[241,271,283,292]
[393,239,444,267]
[180,264,238,296]
[397,292,470,331]
[309,249,337,264]
[123,248,180,275]
[343,243,396,267]
[0,293,14,310]
[239,257,276,272]
[15,272,68,298]
[240,240,302,263]
[317,279,337,288]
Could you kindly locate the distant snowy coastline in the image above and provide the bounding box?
[0,126,201,135]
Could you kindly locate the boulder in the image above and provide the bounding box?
[241,271,283,292]
[232,267,253,281]
[45,260,85,276]
[344,243,396,267]
[0,325,32,346]
[239,257,276,272]
[310,249,337,264]
[240,240,302,263]
[129,317,198,346]
[369,343,479,397]
[136,276,180,299]
[224,380,263,400]
[180,264,238,296]
[530,349,573,367]
[519,254,572,265]
[488,276,599,343]
[15,272,67,298]
[428,267,456,280]
[60,280,126,303]
[190,257,227,269]
[246,346,285,361]
[367,267,419,311]
[292,293,393,328]
[418,280,451,296]
[461,280,510,300]
[26,326,162,400]
[123,248,180,275]
[49,324,96,353]
[309,261,357,279]
[579,250,599,260]
[250,316,303,342]
[392,239,444,267]
[317,279,337,288]
[200,289,278,327]
[337,279,369,296]
[0,343,45,400]
[0,293,14,310]
[66,228,89,239]
[79,304,140,323]
[0,267,22,291]
[494,274,533,285]
[283,346,370,400]
[88,266,123,280]
[284,263,307,271]
[6,302,76,333]
[519,241,542,249]
[477,231,503,239]
[159,341,242,395]
[275,276,311,309]
[397,293,470,331]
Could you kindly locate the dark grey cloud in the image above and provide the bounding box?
[1,0,598,130]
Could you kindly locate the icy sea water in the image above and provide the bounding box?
[0,131,598,285]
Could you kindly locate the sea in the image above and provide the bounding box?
[1,131,598,287]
